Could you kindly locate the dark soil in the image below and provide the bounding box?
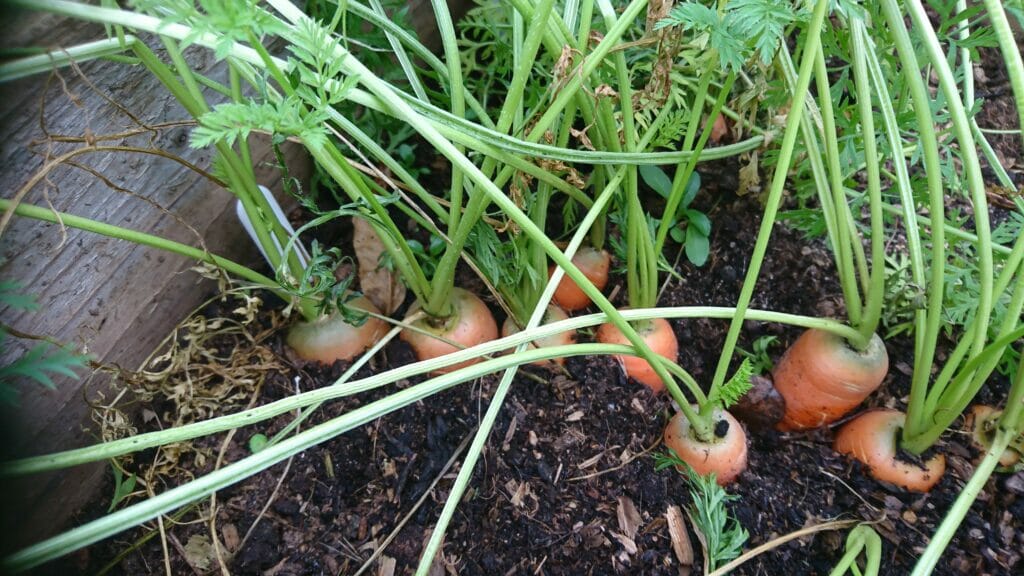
[30,174,1020,576]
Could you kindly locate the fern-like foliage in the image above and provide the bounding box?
[655,0,805,70]
[131,0,284,59]
[192,97,330,149]
[709,357,754,409]
[0,283,89,405]
[654,450,749,571]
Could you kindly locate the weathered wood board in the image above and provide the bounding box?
[0,11,311,550]
[0,0,473,555]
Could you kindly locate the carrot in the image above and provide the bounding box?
[964,405,1023,467]
[709,114,729,144]
[595,317,678,392]
[500,305,576,367]
[549,247,611,312]
[401,287,498,374]
[664,408,748,485]
[286,296,388,364]
[772,329,888,431]
[834,409,945,492]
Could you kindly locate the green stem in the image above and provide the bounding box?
[424,0,556,317]
[878,204,1011,256]
[849,17,886,345]
[1,305,853,478]
[910,428,1015,575]
[425,0,466,236]
[0,36,138,81]
[904,0,993,360]
[654,70,736,257]
[0,344,633,573]
[904,260,1024,453]
[828,525,882,576]
[879,0,949,440]
[708,0,830,393]
[813,35,863,329]
[979,0,1024,142]
[0,199,282,296]
[862,29,928,363]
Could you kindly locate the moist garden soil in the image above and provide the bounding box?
[23,44,1024,576]
[39,173,1023,576]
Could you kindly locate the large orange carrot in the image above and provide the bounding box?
[549,247,611,312]
[596,317,678,392]
[834,409,945,492]
[664,408,748,485]
[773,329,888,430]
[286,296,388,364]
[401,287,498,374]
[500,305,576,367]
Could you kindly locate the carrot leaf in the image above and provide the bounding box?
[710,357,754,409]
[654,450,748,571]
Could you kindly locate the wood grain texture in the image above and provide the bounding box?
[0,10,310,549]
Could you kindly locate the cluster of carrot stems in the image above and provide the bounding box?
[0,0,1021,574]
[780,0,1024,569]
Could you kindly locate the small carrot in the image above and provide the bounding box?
[709,114,729,144]
[664,408,748,485]
[834,409,945,492]
[772,329,888,431]
[596,317,678,392]
[286,296,388,364]
[964,405,1023,467]
[501,305,576,367]
[549,247,611,312]
[401,287,498,374]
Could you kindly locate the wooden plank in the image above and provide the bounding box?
[0,12,310,549]
[0,0,474,553]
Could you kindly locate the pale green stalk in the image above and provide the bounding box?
[904,0,993,360]
[0,344,635,573]
[828,525,882,576]
[708,0,831,396]
[425,0,466,243]
[911,423,1019,575]
[979,0,1024,141]
[0,305,851,476]
[879,0,949,440]
[812,30,863,329]
[367,0,427,101]
[861,26,927,361]
[0,36,136,80]
[849,17,886,346]
[0,199,281,295]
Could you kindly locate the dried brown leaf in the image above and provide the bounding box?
[182,534,215,571]
[612,532,639,555]
[737,151,761,197]
[353,217,406,315]
[221,523,240,553]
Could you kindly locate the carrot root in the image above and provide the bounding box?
[550,247,611,312]
[595,317,679,392]
[400,287,498,374]
[834,409,946,493]
[773,329,888,431]
[286,296,387,364]
[964,405,1023,467]
[664,408,748,485]
[501,305,576,367]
